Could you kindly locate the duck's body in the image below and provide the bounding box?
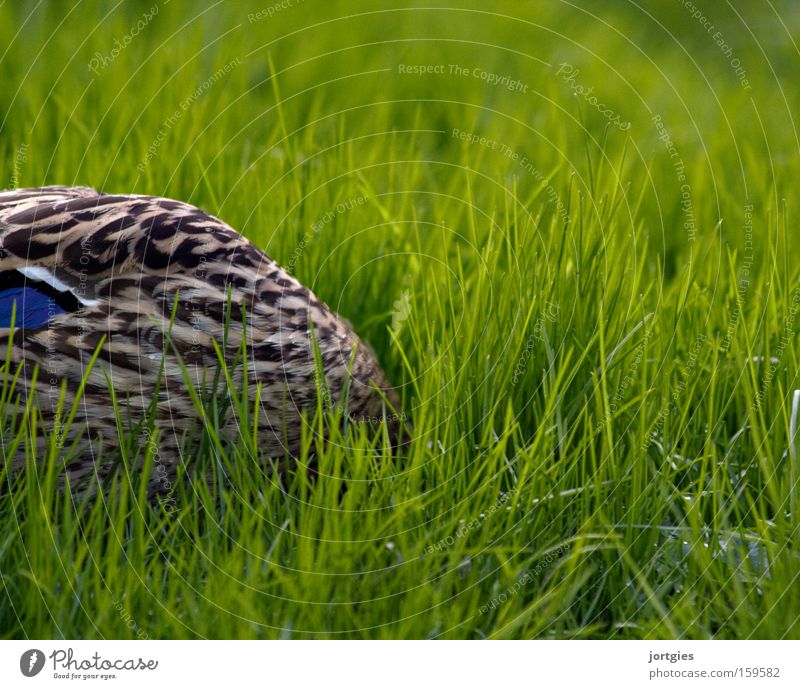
[0,186,399,491]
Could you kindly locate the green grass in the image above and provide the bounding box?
[1,0,800,638]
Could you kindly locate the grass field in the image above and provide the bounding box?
[1,0,800,639]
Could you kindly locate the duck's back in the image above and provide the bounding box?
[0,186,399,489]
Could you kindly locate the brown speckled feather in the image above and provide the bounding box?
[0,186,401,492]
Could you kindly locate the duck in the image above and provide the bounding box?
[0,186,404,493]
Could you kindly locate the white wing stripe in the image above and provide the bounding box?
[17,266,99,306]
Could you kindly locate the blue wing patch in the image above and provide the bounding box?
[0,285,66,328]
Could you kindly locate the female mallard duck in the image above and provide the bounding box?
[0,186,403,492]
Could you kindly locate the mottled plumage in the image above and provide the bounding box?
[0,186,402,492]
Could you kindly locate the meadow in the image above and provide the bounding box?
[1,0,799,639]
